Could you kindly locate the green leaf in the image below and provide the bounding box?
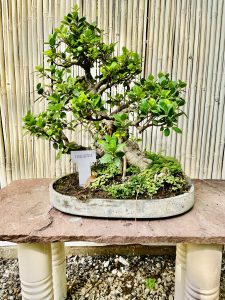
[114,157,121,167]
[178,80,186,88]
[104,135,114,143]
[111,61,118,68]
[164,128,170,136]
[46,129,53,136]
[159,76,167,84]
[147,74,154,81]
[56,150,62,160]
[79,17,86,22]
[140,99,149,114]
[115,151,124,158]
[36,83,41,90]
[37,88,44,95]
[116,143,125,152]
[172,127,182,134]
[60,112,67,118]
[99,153,113,164]
[48,93,60,101]
[98,140,111,152]
[49,38,55,47]
[93,95,101,107]
[53,143,58,150]
[158,72,164,78]
[177,98,186,106]
[43,49,52,56]
[121,113,128,121]
[109,139,117,151]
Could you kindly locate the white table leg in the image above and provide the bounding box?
[185,244,223,299]
[174,243,187,300]
[51,242,67,300]
[17,243,53,300]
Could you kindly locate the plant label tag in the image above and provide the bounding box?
[71,150,96,187]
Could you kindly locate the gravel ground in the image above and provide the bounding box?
[0,254,225,300]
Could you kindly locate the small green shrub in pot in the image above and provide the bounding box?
[23,6,192,208]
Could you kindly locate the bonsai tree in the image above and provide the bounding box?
[24,6,188,199]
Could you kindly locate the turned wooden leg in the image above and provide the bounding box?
[185,244,223,299]
[51,242,67,300]
[174,243,187,300]
[17,243,53,300]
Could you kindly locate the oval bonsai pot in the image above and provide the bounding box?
[50,176,194,219]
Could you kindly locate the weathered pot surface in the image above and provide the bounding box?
[50,175,194,219]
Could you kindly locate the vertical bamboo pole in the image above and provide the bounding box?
[126,0,133,50]
[54,0,61,178]
[195,0,212,178]
[42,0,51,178]
[184,0,201,177]
[204,0,223,178]
[198,0,218,178]
[190,0,208,178]
[5,0,21,180]
[16,0,25,177]
[0,115,6,187]
[140,0,148,67]
[174,0,188,165]
[103,0,109,44]
[22,0,34,179]
[144,0,155,152]
[98,0,104,37]
[0,0,12,184]
[119,0,127,53]
[36,0,46,178]
[154,0,166,154]
[108,0,113,45]
[179,0,193,170]
[26,0,35,178]
[211,1,225,179]
[31,0,39,178]
[131,0,138,53]
[151,0,160,78]
[221,83,225,178]
[47,0,57,178]
[168,0,181,158]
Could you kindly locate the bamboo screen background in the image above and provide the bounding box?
[0,0,225,188]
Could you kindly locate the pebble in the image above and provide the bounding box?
[0,254,225,300]
[118,256,129,266]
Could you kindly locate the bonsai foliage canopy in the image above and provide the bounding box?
[23,6,186,170]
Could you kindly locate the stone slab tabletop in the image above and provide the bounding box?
[0,179,225,244]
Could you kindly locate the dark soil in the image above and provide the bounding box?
[53,173,191,201]
[54,173,109,200]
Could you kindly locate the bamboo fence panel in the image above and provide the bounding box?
[0,0,225,188]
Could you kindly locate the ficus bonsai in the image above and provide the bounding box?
[24,6,188,197]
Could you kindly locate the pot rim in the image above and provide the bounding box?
[50,173,194,202]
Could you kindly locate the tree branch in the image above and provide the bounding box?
[61,132,70,145]
[138,121,164,133]
[111,103,130,114]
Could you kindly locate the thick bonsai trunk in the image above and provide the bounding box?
[72,140,151,171]
[124,141,151,170]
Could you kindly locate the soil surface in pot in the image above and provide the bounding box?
[53,173,191,201]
